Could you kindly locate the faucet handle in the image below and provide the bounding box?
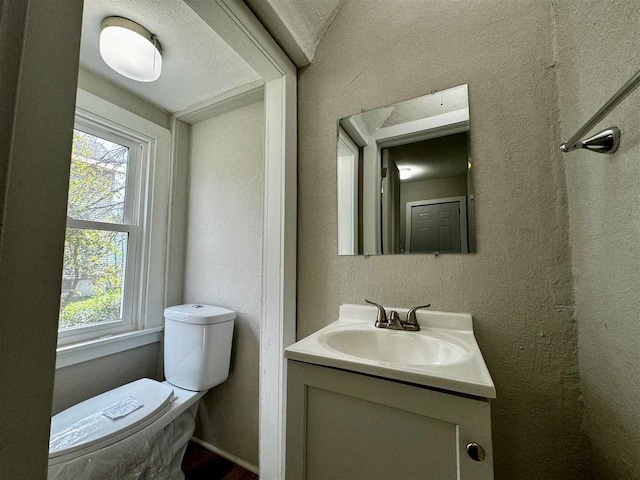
[365,299,388,325]
[387,310,403,328]
[405,304,431,330]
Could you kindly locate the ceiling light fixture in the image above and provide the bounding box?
[399,168,412,180]
[100,17,162,82]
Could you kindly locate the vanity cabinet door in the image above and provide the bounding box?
[286,360,493,480]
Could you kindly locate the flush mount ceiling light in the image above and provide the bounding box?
[100,17,162,82]
[399,168,412,180]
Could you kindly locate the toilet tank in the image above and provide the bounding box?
[164,304,235,391]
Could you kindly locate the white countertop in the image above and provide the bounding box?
[285,304,496,398]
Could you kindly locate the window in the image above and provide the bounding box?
[57,90,172,348]
[58,123,142,343]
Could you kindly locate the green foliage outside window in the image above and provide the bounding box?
[59,131,129,329]
[59,289,122,329]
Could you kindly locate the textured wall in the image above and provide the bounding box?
[0,0,26,233]
[184,100,265,467]
[0,1,84,477]
[245,0,344,66]
[555,1,640,479]
[297,1,586,478]
[52,344,160,414]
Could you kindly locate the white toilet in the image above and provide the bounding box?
[48,304,235,480]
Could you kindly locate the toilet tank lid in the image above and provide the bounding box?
[164,304,236,324]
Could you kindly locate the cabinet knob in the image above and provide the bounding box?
[466,442,485,462]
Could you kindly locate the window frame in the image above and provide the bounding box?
[57,90,172,346]
[58,123,141,341]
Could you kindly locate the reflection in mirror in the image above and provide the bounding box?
[336,84,475,255]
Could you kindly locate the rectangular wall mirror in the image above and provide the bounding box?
[336,84,475,256]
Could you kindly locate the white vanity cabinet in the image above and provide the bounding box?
[285,360,494,480]
[284,304,496,480]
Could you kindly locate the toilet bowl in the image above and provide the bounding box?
[48,304,235,480]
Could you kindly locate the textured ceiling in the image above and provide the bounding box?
[245,0,344,66]
[80,0,261,113]
[382,86,468,128]
[350,85,469,136]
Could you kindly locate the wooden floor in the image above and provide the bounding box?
[182,441,258,480]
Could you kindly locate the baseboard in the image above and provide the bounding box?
[190,436,259,475]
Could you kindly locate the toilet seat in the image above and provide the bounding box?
[49,379,174,465]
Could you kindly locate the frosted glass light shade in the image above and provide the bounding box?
[399,168,412,180]
[100,17,162,82]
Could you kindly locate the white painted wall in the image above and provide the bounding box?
[184,99,265,467]
[78,67,172,129]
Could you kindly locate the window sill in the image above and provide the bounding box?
[56,327,164,369]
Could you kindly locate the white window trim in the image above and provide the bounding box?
[56,89,172,362]
[56,327,164,369]
[58,124,142,343]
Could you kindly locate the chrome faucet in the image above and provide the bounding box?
[365,300,431,331]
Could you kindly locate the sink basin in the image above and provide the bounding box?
[285,304,496,398]
[320,329,470,366]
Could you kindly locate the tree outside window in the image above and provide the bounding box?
[59,130,129,329]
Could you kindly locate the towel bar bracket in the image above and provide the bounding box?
[560,68,640,154]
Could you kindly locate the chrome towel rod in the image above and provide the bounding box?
[560,67,640,154]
